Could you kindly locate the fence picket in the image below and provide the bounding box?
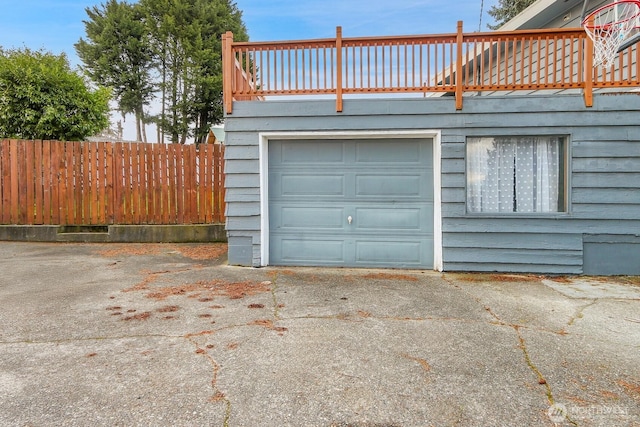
[203,145,213,223]
[50,141,60,224]
[24,141,35,224]
[130,143,140,224]
[167,144,177,224]
[18,140,27,224]
[187,145,198,224]
[143,143,152,223]
[73,142,82,224]
[1,140,11,223]
[213,144,220,223]
[199,146,205,223]
[105,142,113,224]
[89,142,98,224]
[175,146,184,224]
[63,142,73,224]
[183,145,193,223]
[11,141,19,223]
[42,141,51,225]
[82,143,91,225]
[214,144,224,223]
[159,144,169,224]
[153,143,162,224]
[97,142,106,224]
[33,141,43,224]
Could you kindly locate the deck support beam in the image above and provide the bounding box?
[336,26,343,112]
[222,31,234,115]
[583,19,594,108]
[455,21,464,110]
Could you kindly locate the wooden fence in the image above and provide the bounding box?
[0,139,225,226]
[222,21,639,112]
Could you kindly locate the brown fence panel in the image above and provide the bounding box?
[0,139,225,226]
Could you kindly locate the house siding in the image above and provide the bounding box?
[224,93,640,273]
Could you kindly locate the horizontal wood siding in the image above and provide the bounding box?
[224,131,261,265]
[224,93,640,272]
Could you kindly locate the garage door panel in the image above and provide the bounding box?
[278,239,345,263]
[355,140,429,163]
[275,174,345,197]
[354,207,424,231]
[355,174,430,198]
[355,241,425,265]
[272,140,345,164]
[276,206,345,229]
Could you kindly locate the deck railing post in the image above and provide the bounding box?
[222,31,234,114]
[455,21,464,110]
[336,26,343,112]
[583,23,594,108]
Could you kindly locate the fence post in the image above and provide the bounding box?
[455,21,464,110]
[222,31,234,114]
[336,26,343,112]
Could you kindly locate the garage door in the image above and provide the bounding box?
[268,138,434,268]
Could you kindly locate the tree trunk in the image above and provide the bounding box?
[161,42,167,144]
[135,112,142,142]
[198,109,208,146]
[140,109,148,143]
[179,65,189,145]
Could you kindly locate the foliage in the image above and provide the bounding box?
[77,0,248,144]
[0,48,110,141]
[75,0,155,142]
[141,0,248,144]
[487,0,537,29]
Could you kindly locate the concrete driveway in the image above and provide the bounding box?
[0,242,638,427]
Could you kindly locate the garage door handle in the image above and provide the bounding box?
[347,216,353,224]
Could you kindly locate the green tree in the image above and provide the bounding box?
[142,0,248,144]
[0,48,110,141]
[487,0,536,29]
[75,0,155,142]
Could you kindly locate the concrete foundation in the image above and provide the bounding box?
[0,224,227,243]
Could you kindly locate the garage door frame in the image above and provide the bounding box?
[259,130,443,271]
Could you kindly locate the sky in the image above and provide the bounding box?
[0,0,498,139]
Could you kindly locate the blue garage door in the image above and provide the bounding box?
[269,138,434,268]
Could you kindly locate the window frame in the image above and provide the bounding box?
[464,134,571,217]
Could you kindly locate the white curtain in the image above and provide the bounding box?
[467,136,562,213]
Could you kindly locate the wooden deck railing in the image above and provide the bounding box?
[0,139,225,226]
[222,21,639,112]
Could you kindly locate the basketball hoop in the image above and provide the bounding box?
[582,0,640,67]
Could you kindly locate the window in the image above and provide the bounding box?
[466,136,566,213]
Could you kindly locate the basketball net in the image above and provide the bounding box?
[582,0,640,67]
